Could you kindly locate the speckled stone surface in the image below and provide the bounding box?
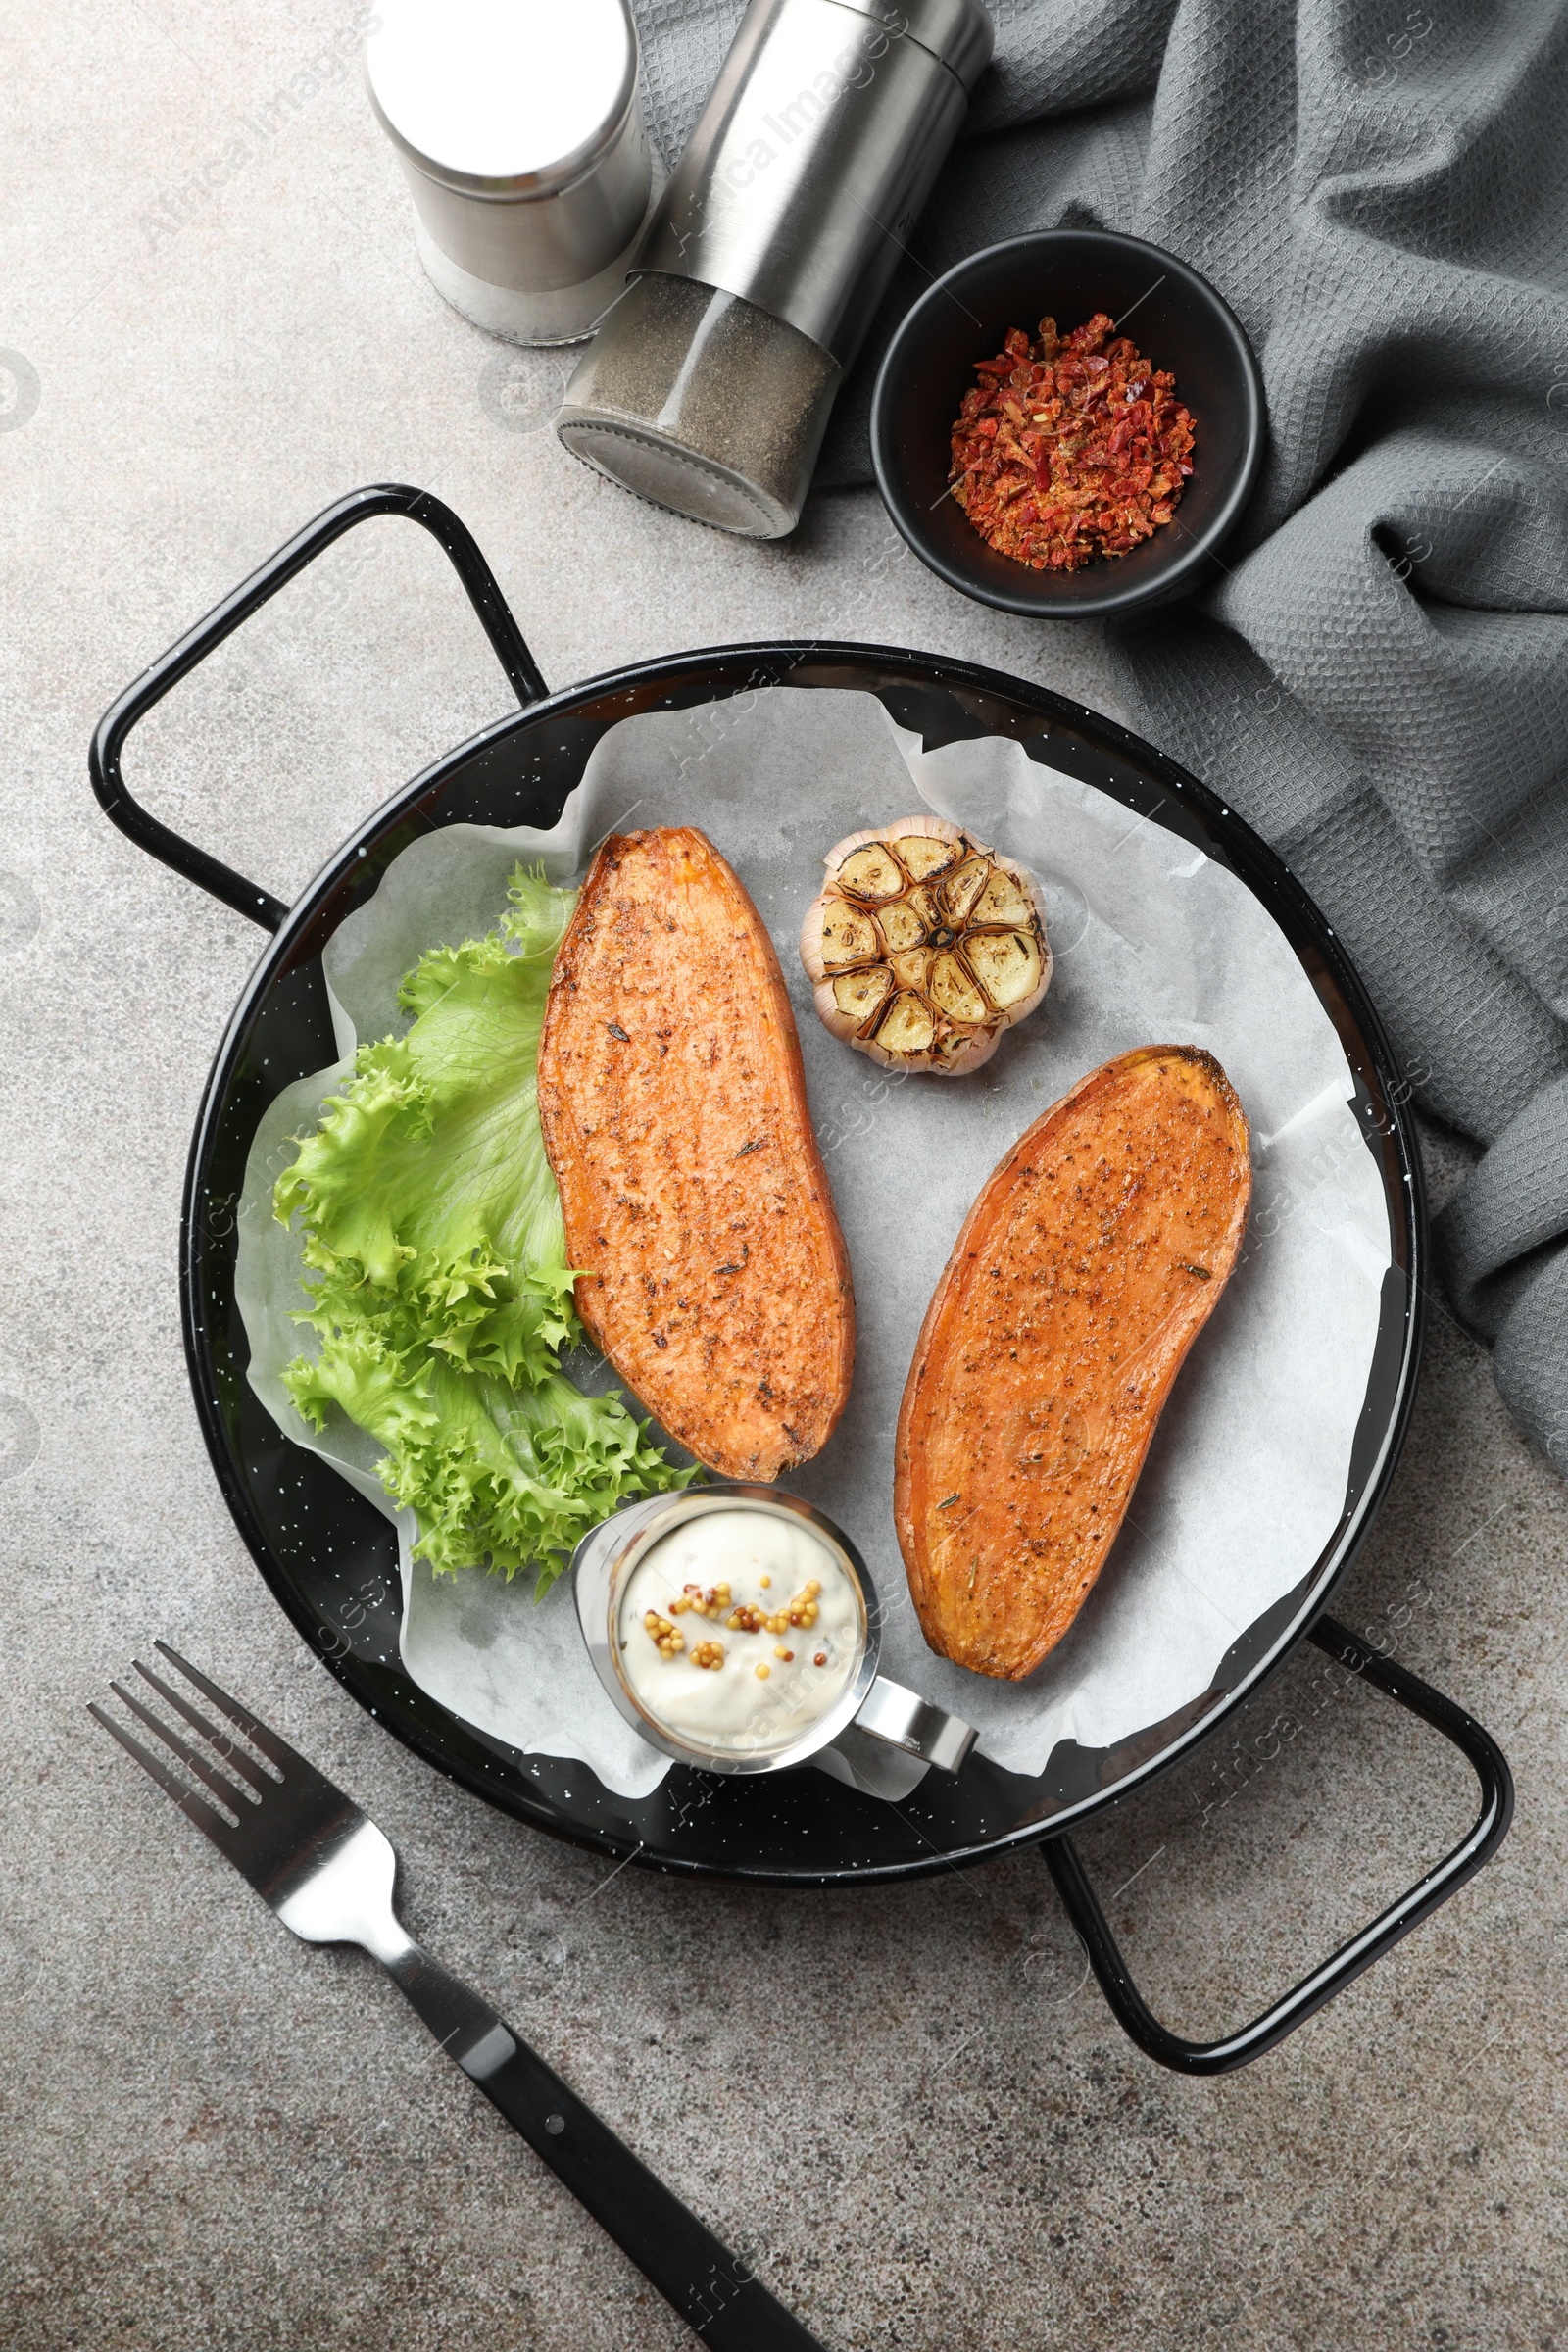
[2,10,1563,2350]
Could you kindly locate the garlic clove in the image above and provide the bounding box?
[968,928,1044,1010]
[929,951,990,1026]
[835,843,906,902]
[896,833,963,882]
[831,965,893,1030]
[971,866,1036,927]
[811,900,879,972]
[877,897,926,954]
[877,992,937,1056]
[942,857,992,924]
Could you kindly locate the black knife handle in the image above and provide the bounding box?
[386,1939,826,2351]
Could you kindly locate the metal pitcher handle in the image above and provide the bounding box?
[853,1676,976,1775]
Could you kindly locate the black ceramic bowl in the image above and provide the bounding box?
[870,228,1265,619]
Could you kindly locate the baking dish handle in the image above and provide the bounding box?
[89,483,548,933]
[1042,1615,1512,2076]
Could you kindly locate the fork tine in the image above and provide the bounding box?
[153,1640,297,1773]
[131,1660,270,1791]
[112,1678,260,1810]
[88,1701,239,1844]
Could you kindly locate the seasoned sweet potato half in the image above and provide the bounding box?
[538,826,854,1482]
[895,1044,1250,1680]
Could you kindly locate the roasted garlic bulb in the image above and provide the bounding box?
[800,817,1052,1076]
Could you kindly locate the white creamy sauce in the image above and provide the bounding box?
[618,1508,861,1755]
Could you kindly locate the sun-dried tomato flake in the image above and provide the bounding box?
[949,312,1197,573]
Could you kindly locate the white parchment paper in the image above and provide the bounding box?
[234,688,1391,1799]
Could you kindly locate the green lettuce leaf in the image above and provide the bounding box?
[273,865,695,1594]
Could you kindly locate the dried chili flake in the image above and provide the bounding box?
[949,313,1196,573]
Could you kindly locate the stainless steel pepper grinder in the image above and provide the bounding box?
[555,0,995,537]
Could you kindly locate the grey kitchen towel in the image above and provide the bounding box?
[632,0,1568,1464]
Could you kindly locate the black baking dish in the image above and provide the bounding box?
[91,485,1510,2074]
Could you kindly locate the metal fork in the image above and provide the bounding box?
[91,1643,825,2352]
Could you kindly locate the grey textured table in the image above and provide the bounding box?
[3,10,1562,2349]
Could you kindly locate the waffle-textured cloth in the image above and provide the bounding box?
[632,0,1568,1462]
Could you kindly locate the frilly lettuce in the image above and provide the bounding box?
[273,866,694,1593]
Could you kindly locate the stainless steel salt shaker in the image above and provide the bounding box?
[556,0,996,535]
[366,0,659,347]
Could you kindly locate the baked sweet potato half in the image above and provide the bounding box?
[895,1044,1250,1680]
[537,826,854,1482]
